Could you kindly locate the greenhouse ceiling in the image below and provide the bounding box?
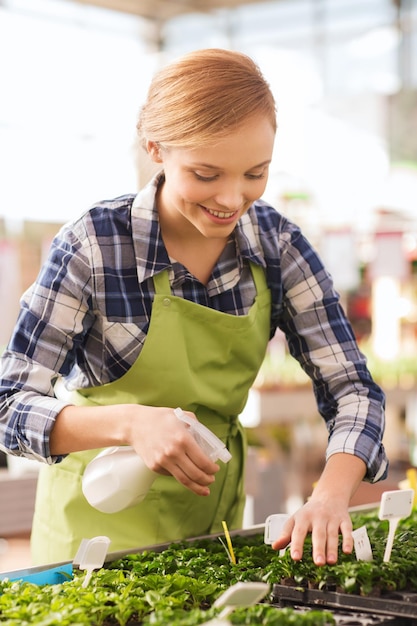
[72,0,277,21]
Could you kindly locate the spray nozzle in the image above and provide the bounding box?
[174,408,232,463]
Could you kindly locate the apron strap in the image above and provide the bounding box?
[153,268,172,295]
[152,262,266,296]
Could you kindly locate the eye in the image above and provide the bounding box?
[194,172,219,182]
[246,172,266,180]
[246,166,268,180]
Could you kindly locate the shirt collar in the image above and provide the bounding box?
[131,171,266,285]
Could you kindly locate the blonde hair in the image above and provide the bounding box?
[137,48,276,150]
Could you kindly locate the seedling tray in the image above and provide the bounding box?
[2,515,416,626]
[0,525,265,583]
[291,605,404,625]
[104,524,266,561]
[272,583,417,621]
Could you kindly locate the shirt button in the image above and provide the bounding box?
[162,298,171,307]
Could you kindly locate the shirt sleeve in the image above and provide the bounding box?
[0,222,93,464]
[277,223,388,483]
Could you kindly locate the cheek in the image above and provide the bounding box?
[248,179,269,201]
[175,180,209,203]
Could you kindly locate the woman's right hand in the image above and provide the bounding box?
[50,403,220,497]
[128,405,220,496]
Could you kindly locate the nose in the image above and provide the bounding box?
[214,179,246,211]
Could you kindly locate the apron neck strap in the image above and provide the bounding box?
[152,262,265,296]
[153,268,172,295]
[249,262,265,292]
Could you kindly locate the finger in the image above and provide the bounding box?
[178,454,219,486]
[149,426,219,475]
[157,440,220,493]
[340,516,354,555]
[271,534,292,551]
[169,459,218,496]
[311,520,328,566]
[288,520,309,562]
[178,436,221,477]
[324,519,341,565]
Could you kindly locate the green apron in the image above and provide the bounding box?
[31,263,271,564]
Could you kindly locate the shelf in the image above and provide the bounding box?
[0,470,38,536]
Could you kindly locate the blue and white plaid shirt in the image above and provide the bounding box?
[0,173,387,481]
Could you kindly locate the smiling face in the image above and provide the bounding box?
[149,115,275,241]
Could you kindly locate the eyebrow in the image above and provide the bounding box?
[191,159,271,172]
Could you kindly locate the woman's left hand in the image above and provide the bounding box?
[271,495,353,565]
[271,453,366,565]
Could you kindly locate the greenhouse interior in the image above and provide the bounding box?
[0,0,417,624]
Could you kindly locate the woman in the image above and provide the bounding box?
[0,48,387,566]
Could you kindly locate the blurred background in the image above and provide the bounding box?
[0,0,417,564]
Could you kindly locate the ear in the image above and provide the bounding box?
[146,141,163,163]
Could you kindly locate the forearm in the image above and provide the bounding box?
[50,403,219,497]
[49,403,135,455]
[310,452,367,506]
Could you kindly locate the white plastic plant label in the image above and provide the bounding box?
[212,582,270,620]
[352,525,373,561]
[378,488,414,562]
[264,513,290,545]
[73,536,111,588]
[264,513,290,556]
[378,489,414,520]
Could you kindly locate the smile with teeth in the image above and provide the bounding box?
[204,207,238,219]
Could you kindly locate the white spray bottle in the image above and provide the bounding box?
[82,408,232,513]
